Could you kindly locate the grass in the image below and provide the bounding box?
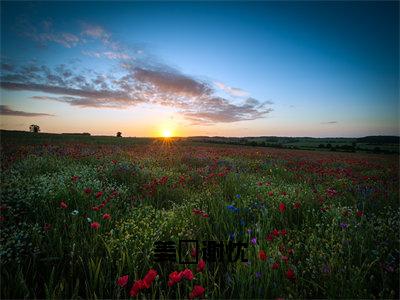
[0,132,399,299]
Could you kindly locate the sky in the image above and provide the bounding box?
[0,1,399,137]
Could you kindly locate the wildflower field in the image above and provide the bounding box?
[1,132,399,299]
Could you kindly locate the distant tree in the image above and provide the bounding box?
[116,132,122,137]
[29,124,40,133]
[318,144,325,148]
[326,143,332,149]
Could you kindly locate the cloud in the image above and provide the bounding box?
[214,81,249,97]
[3,18,273,125]
[321,121,338,124]
[0,105,54,117]
[82,50,131,60]
[16,18,80,48]
[133,67,212,97]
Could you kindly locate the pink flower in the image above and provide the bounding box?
[90,222,100,230]
[60,201,68,209]
[102,213,111,220]
[116,275,129,287]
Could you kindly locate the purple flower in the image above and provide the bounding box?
[247,228,252,234]
[255,272,262,279]
[250,237,257,245]
[340,222,348,229]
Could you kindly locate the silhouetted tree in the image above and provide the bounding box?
[29,124,40,133]
[116,132,122,137]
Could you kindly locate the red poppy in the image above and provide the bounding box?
[266,234,274,242]
[197,259,206,272]
[356,210,364,217]
[116,275,129,287]
[201,213,209,218]
[268,191,274,196]
[279,202,286,213]
[257,181,263,186]
[281,256,289,264]
[71,175,79,182]
[192,209,202,215]
[129,280,145,297]
[167,271,183,287]
[286,268,295,280]
[90,222,100,230]
[102,213,111,220]
[191,247,197,258]
[95,191,103,199]
[143,269,158,288]
[258,250,267,261]
[280,229,287,236]
[293,202,301,209]
[272,262,280,270]
[189,285,205,299]
[272,228,280,237]
[60,201,68,209]
[44,223,52,232]
[84,188,92,194]
[182,269,194,281]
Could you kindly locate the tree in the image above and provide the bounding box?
[29,124,40,133]
[116,132,122,137]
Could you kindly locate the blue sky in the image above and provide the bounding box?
[1,1,398,137]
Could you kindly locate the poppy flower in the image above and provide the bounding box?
[281,256,289,264]
[280,229,287,236]
[90,222,100,230]
[268,191,274,196]
[286,268,295,280]
[182,269,194,281]
[43,223,52,232]
[258,250,267,261]
[293,202,301,209]
[143,269,158,288]
[201,213,209,218]
[279,202,286,213]
[102,213,111,220]
[71,175,79,182]
[189,285,205,299]
[272,229,280,237]
[167,271,183,287]
[191,247,197,258]
[84,188,92,194]
[197,259,206,272]
[272,262,280,270]
[116,275,129,287]
[266,234,274,242]
[60,201,68,209]
[129,280,145,297]
[95,191,103,199]
[356,210,364,217]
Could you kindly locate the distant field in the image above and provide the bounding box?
[1,131,399,299]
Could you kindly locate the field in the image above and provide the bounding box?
[1,132,399,299]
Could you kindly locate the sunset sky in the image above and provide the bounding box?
[1,1,398,137]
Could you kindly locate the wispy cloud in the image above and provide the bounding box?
[0,105,54,117]
[3,19,273,125]
[321,121,338,124]
[214,81,249,97]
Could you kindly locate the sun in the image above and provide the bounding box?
[162,129,172,138]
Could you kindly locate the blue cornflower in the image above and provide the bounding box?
[236,194,241,199]
[229,232,235,241]
[240,219,246,226]
[227,205,239,213]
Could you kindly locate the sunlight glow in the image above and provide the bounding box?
[162,129,172,137]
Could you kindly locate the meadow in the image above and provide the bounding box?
[0,132,399,299]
